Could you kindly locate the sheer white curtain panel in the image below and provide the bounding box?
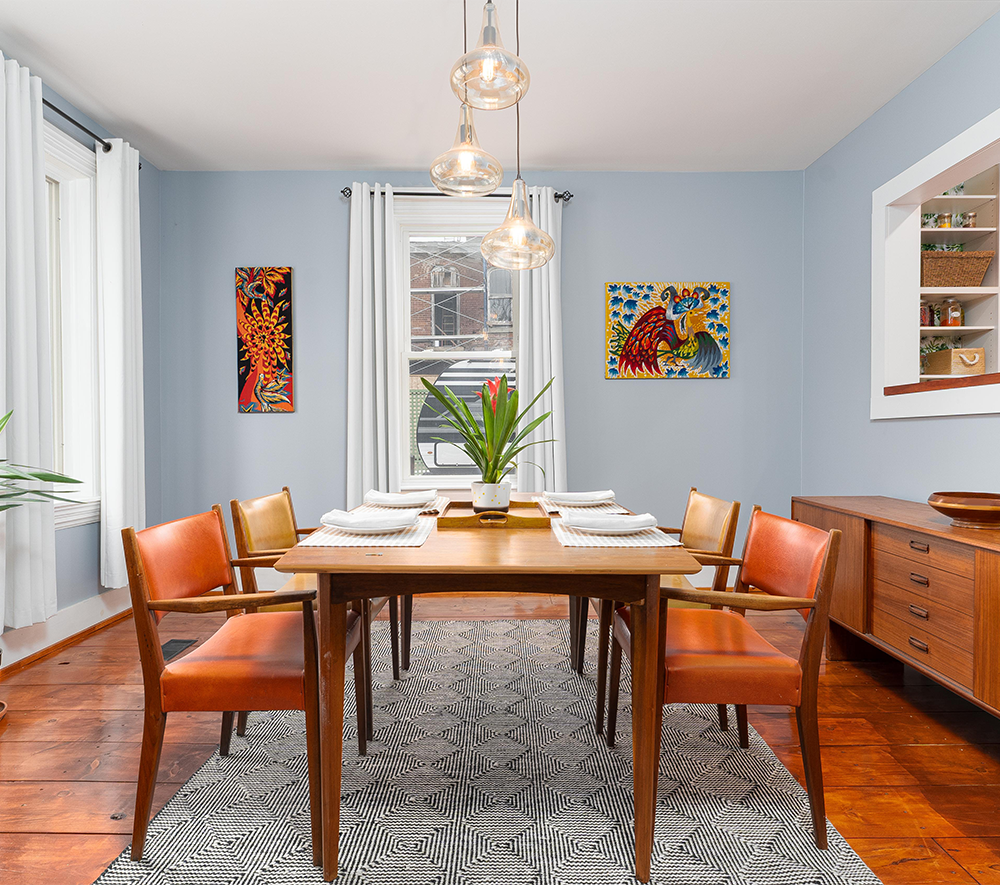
[346,183,400,508]
[515,186,567,493]
[0,56,58,628]
[96,139,144,588]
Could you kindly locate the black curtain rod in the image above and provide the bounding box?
[341,186,573,203]
[42,98,112,153]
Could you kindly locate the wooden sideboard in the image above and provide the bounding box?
[792,495,1000,716]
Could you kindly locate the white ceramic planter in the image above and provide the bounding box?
[471,481,511,513]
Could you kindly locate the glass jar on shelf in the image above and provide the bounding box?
[939,213,952,229]
[920,303,932,326]
[941,299,964,327]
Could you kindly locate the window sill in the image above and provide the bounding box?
[55,499,100,530]
[883,372,1000,396]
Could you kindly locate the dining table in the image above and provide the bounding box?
[275,503,701,882]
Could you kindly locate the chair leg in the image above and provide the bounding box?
[567,596,581,671]
[735,704,749,749]
[717,704,729,732]
[796,703,828,849]
[302,615,323,867]
[130,710,167,861]
[575,596,588,673]
[595,600,613,735]
[388,596,400,681]
[362,600,374,741]
[220,711,234,757]
[236,711,249,736]
[353,637,368,756]
[401,594,413,671]
[606,631,622,748]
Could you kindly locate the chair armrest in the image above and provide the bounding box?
[148,590,316,614]
[685,552,743,567]
[662,586,816,611]
[296,527,319,535]
[241,548,292,558]
[232,556,281,569]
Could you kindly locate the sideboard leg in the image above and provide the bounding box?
[826,622,884,662]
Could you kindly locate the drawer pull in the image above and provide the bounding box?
[909,540,930,553]
[908,604,930,620]
[909,572,930,587]
[908,636,929,653]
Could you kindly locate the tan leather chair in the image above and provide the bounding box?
[122,506,367,864]
[607,508,841,849]
[230,487,397,743]
[590,488,741,737]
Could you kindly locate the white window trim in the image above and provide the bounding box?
[54,499,101,530]
[392,196,515,490]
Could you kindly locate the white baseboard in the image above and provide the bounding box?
[0,585,131,668]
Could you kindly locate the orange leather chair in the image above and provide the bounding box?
[231,487,400,743]
[122,506,367,863]
[607,508,841,849]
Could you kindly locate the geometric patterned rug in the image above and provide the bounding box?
[96,619,881,885]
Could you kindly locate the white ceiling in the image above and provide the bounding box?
[0,0,996,172]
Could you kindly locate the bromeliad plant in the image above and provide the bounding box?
[0,410,81,511]
[421,374,554,484]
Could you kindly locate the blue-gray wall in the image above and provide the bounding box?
[157,170,804,538]
[801,15,1000,499]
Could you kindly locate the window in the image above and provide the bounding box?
[43,122,100,526]
[393,198,516,487]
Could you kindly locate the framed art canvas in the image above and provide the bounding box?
[605,281,730,379]
[236,266,294,411]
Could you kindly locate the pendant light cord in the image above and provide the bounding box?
[515,0,521,179]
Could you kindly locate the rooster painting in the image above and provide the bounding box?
[606,282,730,379]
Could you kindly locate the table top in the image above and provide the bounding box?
[275,523,701,576]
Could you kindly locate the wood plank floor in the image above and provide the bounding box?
[2,593,1000,884]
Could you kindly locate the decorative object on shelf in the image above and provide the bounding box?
[967,211,978,228]
[940,212,953,228]
[451,0,529,111]
[920,334,959,374]
[922,213,939,228]
[927,491,1000,529]
[919,303,932,326]
[420,372,555,512]
[940,298,964,326]
[606,282,730,379]
[922,242,964,252]
[920,250,995,287]
[925,347,985,376]
[942,182,966,195]
[430,102,503,197]
[236,267,293,412]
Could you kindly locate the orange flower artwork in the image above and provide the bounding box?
[236,267,293,412]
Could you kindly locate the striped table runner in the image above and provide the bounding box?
[534,496,629,515]
[551,520,682,548]
[298,517,435,548]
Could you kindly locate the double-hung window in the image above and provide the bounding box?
[43,121,101,527]
[393,197,517,488]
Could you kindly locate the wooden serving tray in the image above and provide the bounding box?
[437,499,551,529]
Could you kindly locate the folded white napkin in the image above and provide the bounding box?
[560,512,657,532]
[320,508,421,530]
[544,489,616,504]
[364,489,438,508]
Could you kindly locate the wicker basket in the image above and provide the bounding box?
[921,250,995,287]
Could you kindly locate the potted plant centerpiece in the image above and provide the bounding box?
[421,374,554,513]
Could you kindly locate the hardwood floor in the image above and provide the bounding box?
[2,594,1000,884]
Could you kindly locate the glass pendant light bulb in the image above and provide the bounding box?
[481,178,554,270]
[430,103,503,196]
[451,1,530,111]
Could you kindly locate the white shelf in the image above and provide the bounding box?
[923,194,997,213]
[921,226,996,243]
[920,286,999,304]
[920,325,995,336]
[919,374,959,380]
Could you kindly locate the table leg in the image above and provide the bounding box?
[318,575,346,881]
[631,574,662,883]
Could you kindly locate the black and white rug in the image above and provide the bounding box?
[98,619,881,885]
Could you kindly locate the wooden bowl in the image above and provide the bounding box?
[927,492,1000,529]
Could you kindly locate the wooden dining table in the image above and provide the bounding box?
[275,514,701,882]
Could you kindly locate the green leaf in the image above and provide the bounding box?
[0,410,12,436]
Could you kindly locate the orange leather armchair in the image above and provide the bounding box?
[122,506,367,863]
[607,508,841,849]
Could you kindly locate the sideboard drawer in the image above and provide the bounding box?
[872,607,974,688]
[872,524,975,577]
[873,579,974,645]
[871,549,974,614]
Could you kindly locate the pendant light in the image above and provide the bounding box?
[451,0,530,111]
[480,0,553,272]
[430,2,503,196]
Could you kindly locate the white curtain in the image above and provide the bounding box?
[0,57,58,629]
[346,182,400,508]
[96,139,144,589]
[516,186,567,493]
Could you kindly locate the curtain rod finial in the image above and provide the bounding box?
[341,187,353,199]
[554,191,573,203]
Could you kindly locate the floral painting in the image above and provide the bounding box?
[236,267,293,411]
[605,281,730,379]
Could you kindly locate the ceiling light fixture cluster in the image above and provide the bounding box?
[430,0,554,270]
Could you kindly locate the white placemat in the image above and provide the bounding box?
[298,517,435,547]
[551,520,682,548]
[353,495,450,516]
[534,495,629,515]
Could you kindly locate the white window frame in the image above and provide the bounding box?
[43,121,101,528]
[392,195,516,490]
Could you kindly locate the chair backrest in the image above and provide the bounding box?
[680,487,739,554]
[233,487,298,553]
[122,505,238,700]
